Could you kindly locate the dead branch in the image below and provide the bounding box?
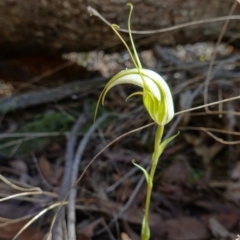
[52,114,87,240]
[0,76,107,113]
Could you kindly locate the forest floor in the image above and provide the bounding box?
[1,41,240,240]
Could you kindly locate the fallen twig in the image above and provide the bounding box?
[68,114,108,240]
[0,76,107,113]
[52,114,87,240]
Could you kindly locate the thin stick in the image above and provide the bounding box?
[179,126,240,145]
[88,6,240,35]
[205,131,240,145]
[0,131,100,139]
[189,111,240,117]
[0,174,41,192]
[0,192,52,203]
[52,114,87,240]
[12,202,68,240]
[178,126,240,136]
[175,95,240,116]
[61,115,87,197]
[0,191,57,202]
[67,114,108,240]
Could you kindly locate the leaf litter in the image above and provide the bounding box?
[1,41,240,239]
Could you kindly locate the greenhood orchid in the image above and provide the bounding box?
[94,4,177,240]
[95,3,174,126]
[100,68,174,125]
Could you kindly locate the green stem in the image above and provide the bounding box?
[141,125,164,240]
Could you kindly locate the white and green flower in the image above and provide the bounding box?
[96,3,174,126]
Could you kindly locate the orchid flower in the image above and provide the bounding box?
[95,3,174,126]
[94,4,177,240]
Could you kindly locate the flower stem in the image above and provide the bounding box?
[141,125,164,240]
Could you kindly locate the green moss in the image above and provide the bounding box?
[0,111,74,157]
[0,98,117,157]
[0,100,115,157]
[21,112,74,132]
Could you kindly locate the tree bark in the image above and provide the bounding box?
[0,0,239,56]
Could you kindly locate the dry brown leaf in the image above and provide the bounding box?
[117,179,132,203]
[201,213,240,231]
[0,220,44,240]
[38,155,57,185]
[121,232,132,240]
[96,199,162,226]
[77,218,103,240]
[159,217,210,240]
[158,156,189,197]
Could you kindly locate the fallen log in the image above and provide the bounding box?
[0,76,107,113]
[0,0,239,56]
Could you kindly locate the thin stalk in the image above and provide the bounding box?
[141,125,164,240]
[111,24,138,68]
[127,3,142,69]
